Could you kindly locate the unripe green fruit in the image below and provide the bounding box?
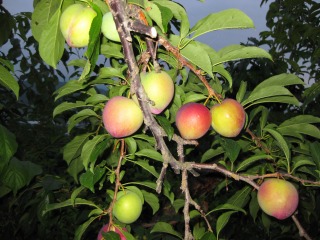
[257,178,299,220]
[138,70,175,114]
[176,102,212,140]
[101,12,120,42]
[113,191,143,224]
[210,98,245,137]
[60,4,97,48]
[102,96,143,138]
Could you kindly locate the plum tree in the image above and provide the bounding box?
[138,70,174,114]
[257,178,299,220]
[176,102,211,140]
[210,98,246,137]
[59,3,97,47]
[101,12,120,42]
[113,191,143,224]
[27,0,320,239]
[97,224,126,240]
[102,96,143,138]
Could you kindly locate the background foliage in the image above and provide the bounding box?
[0,0,319,239]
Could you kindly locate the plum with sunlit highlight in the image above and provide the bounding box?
[103,96,143,138]
[176,102,211,140]
[257,178,299,220]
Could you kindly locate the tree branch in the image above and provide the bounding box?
[158,36,223,102]
[106,2,315,239]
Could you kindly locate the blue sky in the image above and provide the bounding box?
[2,0,269,50]
[1,0,270,82]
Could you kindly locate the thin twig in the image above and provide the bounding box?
[158,36,223,102]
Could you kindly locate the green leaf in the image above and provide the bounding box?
[280,115,320,126]
[129,159,159,178]
[145,2,172,33]
[200,232,217,240]
[180,40,213,78]
[310,142,320,171]
[1,158,26,195]
[264,126,291,172]
[67,109,99,133]
[302,81,320,108]
[75,215,102,240]
[63,133,92,165]
[0,125,18,166]
[98,67,126,80]
[212,45,272,66]
[135,149,163,162]
[85,94,108,105]
[193,224,206,240]
[261,212,271,233]
[43,198,103,215]
[292,156,315,173]
[81,134,110,170]
[242,73,304,107]
[241,86,297,107]
[79,167,105,192]
[125,137,137,154]
[236,81,247,103]
[212,64,233,88]
[248,105,269,128]
[70,186,86,204]
[201,147,224,163]
[31,0,63,42]
[54,80,86,101]
[141,190,160,214]
[151,222,183,239]
[2,158,42,195]
[250,73,304,93]
[0,64,19,99]
[216,211,237,238]
[277,115,320,139]
[124,181,157,191]
[101,231,121,240]
[155,116,174,141]
[172,198,184,213]
[101,41,124,59]
[67,157,85,182]
[169,35,213,78]
[85,1,102,60]
[39,3,65,68]
[206,203,246,216]
[219,138,241,163]
[0,58,14,72]
[153,2,173,33]
[53,101,88,118]
[236,155,273,172]
[190,9,254,40]
[184,93,208,104]
[227,186,251,208]
[0,10,15,46]
[153,0,190,39]
[249,191,259,222]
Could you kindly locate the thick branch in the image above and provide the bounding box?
[108,0,183,193]
[128,20,157,38]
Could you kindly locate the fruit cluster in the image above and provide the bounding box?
[102,72,246,139]
[59,3,247,139]
[60,4,120,48]
[61,3,300,238]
